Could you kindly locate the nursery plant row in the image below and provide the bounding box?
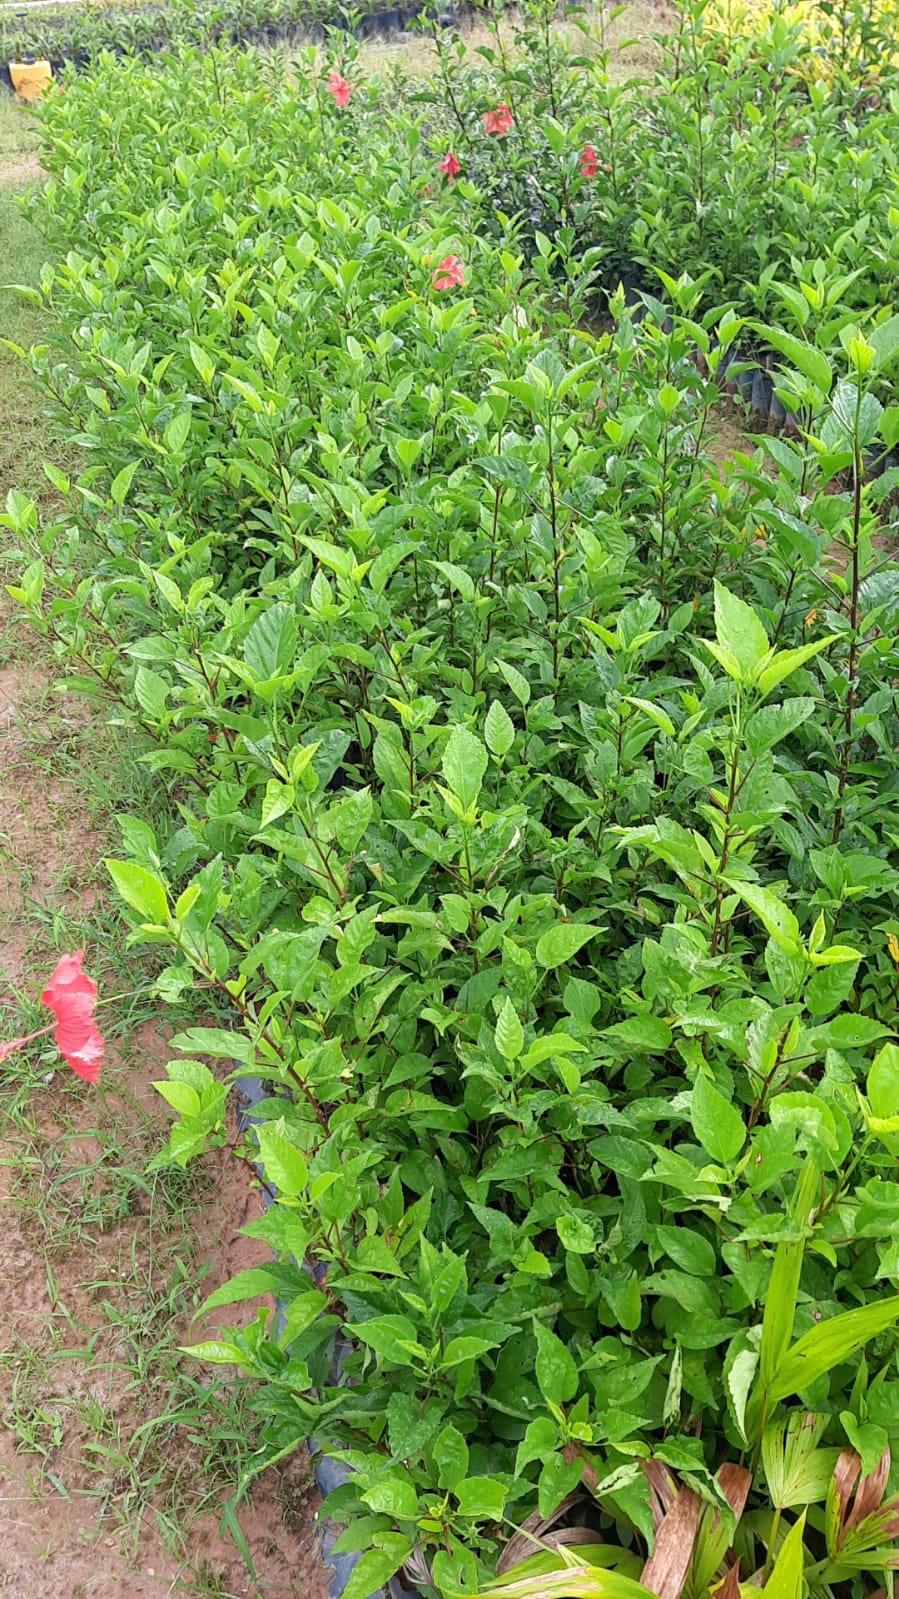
[7,6,899,1598]
[0,0,445,79]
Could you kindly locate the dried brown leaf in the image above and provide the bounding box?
[640,1487,702,1599]
[833,1447,862,1537]
[846,1447,891,1533]
[716,1464,751,1523]
[713,1558,741,1599]
[496,1492,586,1575]
[643,1459,679,1531]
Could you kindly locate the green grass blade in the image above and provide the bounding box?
[768,1298,899,1404]
[762,1513,806,1599]
[759,1161,819,1393]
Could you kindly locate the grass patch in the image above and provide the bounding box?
[0,103,54,504]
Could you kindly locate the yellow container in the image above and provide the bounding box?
[9,60,53,101]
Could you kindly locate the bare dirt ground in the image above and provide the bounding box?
[0,609,330,1599]
[0,101,327,1599]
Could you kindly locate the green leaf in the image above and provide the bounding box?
[494,997,524,1062]
[813,1014,893,1049]
[255,1124,308,1199]
[755,322,832,394]
[728,879,801,956]
[442,725,488,812]
[533,1320,578,1404]
[769,1298,899,1403]
[494,657,531,705]
[341,1540,412,1599]
[179,1340,244,1365]
[152,1079,201,1117]
[516,1416,558,1475]
[745,699,816,756]
[804,962,859,1016]
[557,1213,595,1253]
[105,859,169,926]
[867,1044,899,1152]
[432,559,475,601]
[259,779,295,829]
[603,1015,672,1052]
[361,1473,418,1520]
[253,927,327,1003]
[280,1289,331,1345]
[519,1034,586,1069]
[762,1413,839,1511]
[188,340,216,385]
[840,1413,888,1477]
[347,1315,425,1368]
[110,460,138,506]
[164,409,191,453]
[433,1425,470,1490]
[601,1269,642,1332]
[869,312,899,368]
[333,788,373,853]
[691,1076,745,1164]
[369,541,415,595]
[755,638,835,699]
[133,666,170,720]
[484,1563,658,1599]
[712,581,769,682]
[454,1477,507,1520]
[442,1334,508,1367]
[151,569,184,614]
[769,1094,837,1162]
[199,1266,289,1316]
[538,1451,584,1518]
[485,698,515,757]
[727,1348,759,1444]
[655,1225,716,1276]
[243,603,297,682]
[536,923,603,968]
[623,696,676,737]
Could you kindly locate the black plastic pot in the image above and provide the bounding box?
[236,1076,427,1599]
[769,389,787,427]
[863,444,899,478]
[0,63,12,93]
[750,365,772,420]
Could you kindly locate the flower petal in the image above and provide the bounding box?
[41,950,104,1082]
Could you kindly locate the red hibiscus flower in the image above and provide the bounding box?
[432,255,465,291]
[482,104,513,137]
[579,143,598,178]
[438,151,461,182]
[42,952,104,1081]
[325,69,351,107]
[1,951,104,1083]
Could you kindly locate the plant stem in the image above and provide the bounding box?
[831,423,864,844]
